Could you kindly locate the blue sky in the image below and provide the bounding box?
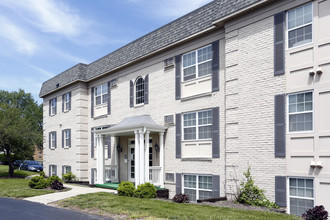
[0,0,213,104]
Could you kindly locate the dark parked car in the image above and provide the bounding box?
[20,160,43,172]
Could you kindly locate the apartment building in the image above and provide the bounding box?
[39,0,330,216]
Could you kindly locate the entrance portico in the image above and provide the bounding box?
[93,115,166,188]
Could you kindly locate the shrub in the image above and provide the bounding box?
[172,193,189,203]
[63,171,76,182]
[302,205,328,220]
[117,181,135,197]
[134,183,157,199]
[236,166,278,209]
[28,176,47,189]
[46,175,62,186]
[50,180,64,190]
[39,171,45,178]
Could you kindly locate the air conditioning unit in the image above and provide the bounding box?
[164,57,174,69]
[110,78,118,88]
[164,114,175,125]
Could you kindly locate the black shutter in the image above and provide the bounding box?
[274,12,285,76]
[129,80,134,107]
[49,165,51,177]
[49,100,51,116]
[175,113,181,158]
[54,131,57,148]
[54,98,57,115]
[69,92,71,110]
[275,94,286,157]
[91,128,94,158]
[107,136,111,158]
[275,176,287,207]
[54,165,57,176]
[91,168,95,185]
[212,40,220,92]
[62,95,64,112]
[212,107,220,158]
[175,55,181,100]
[144,74,149,104]
[107,82,111,115]
[69,129,71,148]
[212,175,220,197]
[62,130,64,148]
[49,132,51,149]
[176,173,182,194]
[91,87,94,118]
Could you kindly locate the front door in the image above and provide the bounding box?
[128,144,135,182]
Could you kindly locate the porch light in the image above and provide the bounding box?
[117,144,122,152]
[154,142,159,152]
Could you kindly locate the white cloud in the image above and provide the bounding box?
[0,16,38,55]
[28,65,55,78]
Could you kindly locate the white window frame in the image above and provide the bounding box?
[64,92,70,111]
[287,90,313,133]
[64,129,70,148]
[288,177,315,215]
[286,2,313,49]
[135,76,145,106]
[182,44,212,82]
[183,174,213,202]
[50,131,56,149]
[50,165,56,176]
[94,83,108,106]
[182,109,213,141]
[50,98,56,115]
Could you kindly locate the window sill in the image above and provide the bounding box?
[50,147,56,150]
[181,92,212,101]
[134,103,145,108]
[49,114,56,117]
[63,109,70,113]
[181,157,212,161]
[95,103,107,109]
[63,146,70,149]
[94,115,108,120]
[164,181,175,185]
[182,74,211,84]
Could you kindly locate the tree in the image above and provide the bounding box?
[0,89,43,177]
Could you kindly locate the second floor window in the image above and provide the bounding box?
[95,83,108,105]
[63,92,71,111]
[183,109,212,140]
[135,77,145,105]
[64,129,71,147]
[182,45,212,81]
[49,98,56,115]
[49,131,56,148]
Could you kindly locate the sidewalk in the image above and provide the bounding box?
[24,184,116,205]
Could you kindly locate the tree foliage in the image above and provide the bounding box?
[0,89,42,177]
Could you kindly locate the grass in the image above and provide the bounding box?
[59,193,300,220]
[0,165,37,178]
[0,178,54,198]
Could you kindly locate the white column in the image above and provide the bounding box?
[96,134,105,184]
[139,130,145,185]
[145,131,150,182]
[115,136,119,181]
[134,130,140,187]
[159,132,164,188]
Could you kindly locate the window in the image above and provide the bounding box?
[63,166,71,175]
[183,109,212,140]
[184,174,212,201]
[94,83,108,106]
[287,3,313,48]
[288,91,313,132]
[64,129,71,147]
[50,165,56,176]
[135,77,144,105]
[182,45,212,81]
[63,92,71,111]
[289,178,314,216]
[50,98,56,115]
[50,131,56,148]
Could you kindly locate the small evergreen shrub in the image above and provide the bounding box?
[117,181,135,197]
[172,193,189,203]
[134,183,157,199]
[28,176,47,189]
[46,175,62,186]
[63,171,76,182]
[236,166,278,209]
[39,171,45,178]
[50,180,64,190]
[302,205,328,220]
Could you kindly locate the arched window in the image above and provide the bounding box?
[135,77,145,104]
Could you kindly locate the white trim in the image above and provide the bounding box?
[183,174,213,201]
[94,83,108,106]
[182,109,213,141]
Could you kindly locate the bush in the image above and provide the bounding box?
[28,176,47,189]
[302,205,328,220]
[63,171,76,182]
[46,175,62,186]
[172,193,189,203]
[39,171,45,178]
[117,181,135,197]
[236,166,278,209]
[134,183,157,199]
[50,180,64,190]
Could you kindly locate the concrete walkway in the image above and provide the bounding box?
[24,184,116,205]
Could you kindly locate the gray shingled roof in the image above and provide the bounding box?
[40,0,265,97]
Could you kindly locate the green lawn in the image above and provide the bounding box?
[0,178,54,198]
[59,192,300,220]
[0,165,36,178]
